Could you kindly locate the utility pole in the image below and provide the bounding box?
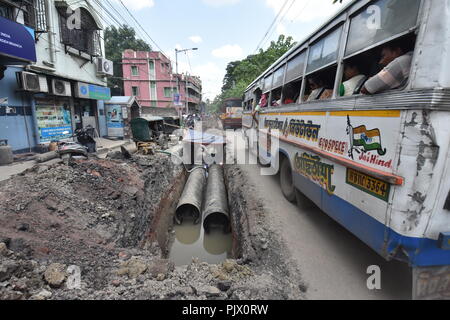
[174,47,198,115]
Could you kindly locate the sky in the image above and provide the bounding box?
[106,0,352,100]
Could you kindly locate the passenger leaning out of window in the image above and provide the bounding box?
[361,42,413,95]
[252,93,267,126]
[339,61,367,97]
[306,77,333,101]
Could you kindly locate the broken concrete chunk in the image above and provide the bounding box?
[117,257,147,278]
[217,280,232,292]
[194,285,221,297]
[0,242,8,256]
[31,289,52,300]
[44,263,67,288]
[148,259,174,278]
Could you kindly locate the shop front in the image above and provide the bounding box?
[31,82,111,145]
[74,82,111,136]
[34,97,73,143]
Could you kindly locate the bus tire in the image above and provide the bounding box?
[280,157,296,203]
[295,188,316,210]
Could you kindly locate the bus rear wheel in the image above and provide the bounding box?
[280,157,296,203]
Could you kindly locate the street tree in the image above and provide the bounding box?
[215,34,295,110]
[104,26,151,96]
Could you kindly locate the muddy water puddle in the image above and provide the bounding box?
[169,217,232,266]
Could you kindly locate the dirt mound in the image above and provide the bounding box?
[0,155,182,299]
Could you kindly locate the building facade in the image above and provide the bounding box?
[0,0,111,153]
[122,50,202,113]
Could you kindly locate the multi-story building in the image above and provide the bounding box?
[122,50,202,113]
[0,0,112,153]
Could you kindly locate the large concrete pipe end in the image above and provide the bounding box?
[175,167,206,225]
[203,165,231,234]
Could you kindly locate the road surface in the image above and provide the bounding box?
[226,128,412,300]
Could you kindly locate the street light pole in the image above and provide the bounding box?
[174,47,198,115]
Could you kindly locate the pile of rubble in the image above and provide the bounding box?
[0,144,306,300]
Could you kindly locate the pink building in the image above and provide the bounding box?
[122,50,202,112]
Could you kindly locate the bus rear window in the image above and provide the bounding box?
[345,0,421,56]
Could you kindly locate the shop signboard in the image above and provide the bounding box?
[106,104,124,137]
[76,82,111,100]
[0,16,36,63]
[36,105,73,142]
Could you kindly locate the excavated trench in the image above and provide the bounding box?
[148,163,239,267]
[144,140,242,267]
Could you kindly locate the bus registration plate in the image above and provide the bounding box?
[346,168,390,202]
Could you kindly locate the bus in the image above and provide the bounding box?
[242,0,450,300]
[220,97,243,130]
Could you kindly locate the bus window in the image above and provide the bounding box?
[286,51,306,83]
[341,33,416,95]
[270,87,282,107]
[307,27,342,74]
[273,65,285,89]
[282,80,302,104]
[253,88,262,110]
[361,36,416,95]
[263,74,273,93]
[345,0,421,57]
[339,57,369,97]
[304,66,337,101]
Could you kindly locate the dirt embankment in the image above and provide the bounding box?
[224,165,307,299]
[0,125,306,300]
[0,154,184,299]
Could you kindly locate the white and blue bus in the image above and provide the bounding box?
[243,0,450,299]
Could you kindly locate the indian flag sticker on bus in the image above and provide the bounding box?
[346,116,387,160]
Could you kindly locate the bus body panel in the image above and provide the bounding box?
[254,108,450,268]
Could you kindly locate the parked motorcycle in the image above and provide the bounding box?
[53,126,97,159]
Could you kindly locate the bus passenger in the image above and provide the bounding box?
[361,43,413,95]
[260,93,268,108]
[306,77,333,101]
[283,84,296,104]
[271,92,281,107]
[339,62,367,96]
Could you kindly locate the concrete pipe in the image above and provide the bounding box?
[175,167,206,225]
[203,165,231,234]
[35,151,59,163]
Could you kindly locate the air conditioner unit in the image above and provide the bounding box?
[51,79,72,97]
[18,72,48,93]
[97,58,114,76]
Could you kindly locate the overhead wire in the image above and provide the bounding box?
[254,0,290,53]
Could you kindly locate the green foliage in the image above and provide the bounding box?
[104,25,151,95]
[212,35,295,113]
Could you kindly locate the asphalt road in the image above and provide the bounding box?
[238,163,412,300]
[224,127,412,300]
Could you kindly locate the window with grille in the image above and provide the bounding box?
[58,5,102,57]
